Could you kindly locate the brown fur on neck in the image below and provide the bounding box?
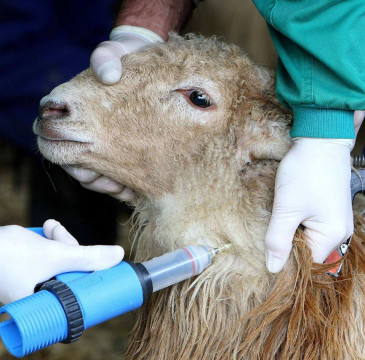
[125,216,365,360]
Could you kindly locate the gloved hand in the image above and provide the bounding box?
[90,25,163,85]
[64,26,163,197]
[265,137,354,273]
[61,165,135,201]
[0,220,124,304]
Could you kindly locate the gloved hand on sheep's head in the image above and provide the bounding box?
[90,25,163,85]
[0,220,124,304]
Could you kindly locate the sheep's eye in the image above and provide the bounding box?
[188,90,213,108]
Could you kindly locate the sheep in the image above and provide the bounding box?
[33,34,365,360]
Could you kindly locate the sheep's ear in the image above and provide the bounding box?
[234,69,293,166]
[255,65,286,108]
[255,66,276,95]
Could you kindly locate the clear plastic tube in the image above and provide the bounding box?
[142,245,215,292]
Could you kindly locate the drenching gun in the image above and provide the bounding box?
[0,227,229,358]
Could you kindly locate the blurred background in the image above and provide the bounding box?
[0,0,364,359]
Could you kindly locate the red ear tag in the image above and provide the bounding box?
[324,237,352,277]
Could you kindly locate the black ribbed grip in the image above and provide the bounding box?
[40,280,84,343]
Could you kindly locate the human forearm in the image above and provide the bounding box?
[115,0,193,40]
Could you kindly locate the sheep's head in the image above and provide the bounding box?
[34,34,292,200]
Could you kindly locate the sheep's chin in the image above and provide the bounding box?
[37,137,90,165]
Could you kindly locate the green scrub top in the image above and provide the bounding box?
[252,0,365,139]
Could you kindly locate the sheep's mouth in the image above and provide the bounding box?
[33,116,93,144]
[36,136,93,157]
[36,135,92,167]
[37,135,91,145]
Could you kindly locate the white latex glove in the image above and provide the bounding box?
[265,138,354,273]
[0,220,124,304]
[90,25,163,85]
[61,165,135,201]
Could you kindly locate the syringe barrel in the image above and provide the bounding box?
[142,245,213,292]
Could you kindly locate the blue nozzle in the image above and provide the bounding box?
[0,291,68,357]
[0,262,147,357]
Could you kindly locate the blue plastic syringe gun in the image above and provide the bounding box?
[0,226,228,358]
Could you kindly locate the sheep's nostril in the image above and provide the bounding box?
[39,101,70,120]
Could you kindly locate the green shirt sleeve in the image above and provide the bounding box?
[252,0,365,139]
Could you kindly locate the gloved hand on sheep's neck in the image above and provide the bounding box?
[265,138,354,273]
[265,112,364,273]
